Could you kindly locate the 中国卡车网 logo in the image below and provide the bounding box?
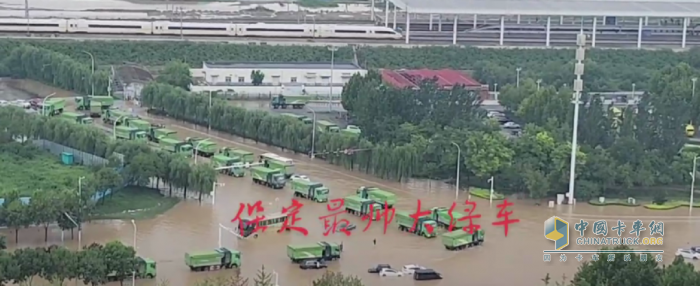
[545,216,569,250]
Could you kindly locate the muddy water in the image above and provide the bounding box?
[5,106,700,286]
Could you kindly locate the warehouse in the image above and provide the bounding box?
[190,61,367,97]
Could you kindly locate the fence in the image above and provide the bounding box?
[32,139,110,167]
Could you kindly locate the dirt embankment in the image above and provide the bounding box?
[4,79,76,99]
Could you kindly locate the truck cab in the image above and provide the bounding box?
[216,247,241,268]
[312,185,330,202]
[135,256,157,278]
[416,217,438,238]
[269,171,286,188]
[341,125,361,137]
[177,143,194,157]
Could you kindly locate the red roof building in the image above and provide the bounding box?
[380,69,490,100]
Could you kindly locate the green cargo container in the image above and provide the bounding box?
[59,111,93,124]
[395,211,437,238]
[184,247,241,271]
[430,207,469,229]
[212,154,245,177]
[102,109,133,125]
[159,137,193,156]
[107,256,156,281]
[344,195,381,220]
[250,166,286,189]
[280,113,313,124]
[115,126,147,141]
[259,153,295,178]
[219,147,255,163]
[441,229,485,250]
[286,242,343,263]
[186,137,217,157]
[291,180,329,203]
[154,128,177,140]
[356,186,396,208]
[316,120,340,133]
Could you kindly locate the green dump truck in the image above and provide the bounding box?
[76,96,114,116]
[106,256,157,281]
[316,120,340,133]
[219,147,255,163]
[250,166,286,189]
[395,211,437,238]
[286,242,343,263]
[184,247,241,271]
[260,153,295,178]
[212,154,245,177]
[115,126,147,141]
[41,98,66,116]
[153,128,177,143]
[341,125,361,137]
[356,186,397,208]
[159,137,193,157]
[291,180,329,203]
[430,207,469,229]
[344,195,382,220]
[441,229,485,250]
[186,137,217,157]
[59,111,93,124]
[280,113,313,124]
[102,109,134,125]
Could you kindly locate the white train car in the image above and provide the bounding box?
[154,21,233,36]
[318,25,402,39]
[238,23,315,38]
[67,19,152,34]
[0,18,66,33]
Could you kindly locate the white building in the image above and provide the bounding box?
[190,61,367,98]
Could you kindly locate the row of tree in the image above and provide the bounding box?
[547,246,700,286]
[2,45,110,96]
[194,266,364,286]
[0,106,218,202]
[1,39,699,91]
[0,241,137,286]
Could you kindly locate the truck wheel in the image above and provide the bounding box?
[147,274,154,279]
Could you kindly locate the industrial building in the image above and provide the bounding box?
[381,69,490,100]
[378,0,700,48]
[190,61,367,97]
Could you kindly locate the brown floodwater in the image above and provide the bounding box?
[4,106,700,286]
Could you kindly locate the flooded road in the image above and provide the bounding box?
[5,107,700,286]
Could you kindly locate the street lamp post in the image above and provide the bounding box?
[567,33,587,206]
[691,156,699,216]
[272,271,280,286]
[218,223,242,248]
[451,142,461,201]
[63,212,81,249]
[536,79,542,91]
[212,182,225,205]
[208,90,213,133]
[194,141,205,164]
[692,78,697,99]
[131,219,137,286]
[632,83,636,97]
[41,92,57,116]
[494,83,499,100]
[306,106,317,158]
[488,176,495,207]
[82,51,95,96]
[113,115,127,140]
[516,67,522,88]
[328,46,338,112]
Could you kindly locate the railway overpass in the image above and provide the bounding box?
[377,0,700,48]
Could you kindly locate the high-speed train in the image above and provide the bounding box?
[0,18,403,40]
